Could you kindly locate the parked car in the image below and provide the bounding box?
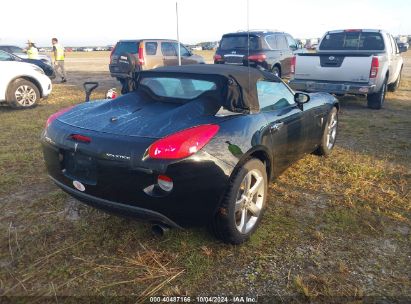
[0,50,55,79]
[0,53,52,109]
[289,29,404,109]
[0,45,52,65]
[41,64,338,244]
[305,38,320,50]
[109,39,205,82]
[213,30,304,77]
[396,42,409,52]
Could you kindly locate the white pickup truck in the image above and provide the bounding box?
[289,29,404,109]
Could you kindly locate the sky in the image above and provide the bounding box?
[0,0,410,47]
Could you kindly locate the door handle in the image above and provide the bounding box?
[270,122,284,132]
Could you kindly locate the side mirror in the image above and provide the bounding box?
[83,82,99,102]
[294,92,310,104]
[398,46,407,53]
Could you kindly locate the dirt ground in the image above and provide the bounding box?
[1,50,410,302]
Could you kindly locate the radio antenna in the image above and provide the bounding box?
[247,0,250,97]
[176,2,181,66]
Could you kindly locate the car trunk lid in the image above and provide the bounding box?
[57,92,226,138]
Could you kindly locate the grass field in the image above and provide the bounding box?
[0,51,410,302]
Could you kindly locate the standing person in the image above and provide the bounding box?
[51,38,67,83]
[26,40,39,59]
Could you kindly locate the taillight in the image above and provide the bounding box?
[45,105,75,128]
[370,57,379,78]
[69,134,91,143]
[110,43,117,61]
[291,56,296,74]
[148,124,220,159]
[247,54,267,62]
[214,54,222,62]
[344,29,361,32]
[138,42,145,65]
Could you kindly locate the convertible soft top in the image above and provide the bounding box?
[137,64,280,113]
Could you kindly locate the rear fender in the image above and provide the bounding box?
[230,145,274,181]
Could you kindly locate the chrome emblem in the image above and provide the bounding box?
[329,56,335,60]
[231,51,237,54]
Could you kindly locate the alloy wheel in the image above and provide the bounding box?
[234,169,265,234]
[326,112,338,149]
[15,85,37,107]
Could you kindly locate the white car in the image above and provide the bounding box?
[0,59,52,109]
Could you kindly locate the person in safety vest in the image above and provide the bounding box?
[26,40,39,60]
[51,37,67,83]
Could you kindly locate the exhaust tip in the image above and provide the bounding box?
[151,224,169,237]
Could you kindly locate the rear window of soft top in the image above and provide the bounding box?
[139,77,217,100]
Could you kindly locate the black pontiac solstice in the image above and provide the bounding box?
[41,64,339,244]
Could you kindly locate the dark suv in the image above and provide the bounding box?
[214,31,302,77]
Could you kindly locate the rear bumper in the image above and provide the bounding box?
[41,125,234,226]
[50,176,182,228]
[289,79,376,95]
[109,64,142,79]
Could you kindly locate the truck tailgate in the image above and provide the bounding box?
[295,53,373,83]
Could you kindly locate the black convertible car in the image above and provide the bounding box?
[42,65,339,244]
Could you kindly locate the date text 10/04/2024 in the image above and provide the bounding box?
[149,296,258,303]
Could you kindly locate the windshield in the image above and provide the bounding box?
[220,35,260,50]
[139,77,217,100]
[320,32,385,51]
[0,50,14,61]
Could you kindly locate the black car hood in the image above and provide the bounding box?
[58,91,223,138]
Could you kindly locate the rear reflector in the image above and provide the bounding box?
[247,54,267,62]
[69,134,91,143]
[148,124,220,159]
[157,175,173,192]
[46,105,75,128]
[370,57,379,78]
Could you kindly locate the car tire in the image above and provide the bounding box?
[314,107,338,156]
[387,68,402,92]
[6,78,40,109]
[272,66,281,78]
[211,158,268,244]
[367,78,387,110]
